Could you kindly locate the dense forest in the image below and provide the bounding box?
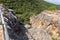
[0,0,56,24]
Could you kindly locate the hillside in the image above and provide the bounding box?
[0,4,59,40]
[56,5,60,10]
[0,0,56,24]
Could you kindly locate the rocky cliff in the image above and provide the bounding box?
[30,10,60,40]
[1,4,60,40]
[0,4,21,34]
[0,4,52,40]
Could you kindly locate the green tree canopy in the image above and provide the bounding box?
[0,0,56,24]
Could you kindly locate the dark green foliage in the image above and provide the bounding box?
[0,0,56,24]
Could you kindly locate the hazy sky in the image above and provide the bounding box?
[44,0,60,5]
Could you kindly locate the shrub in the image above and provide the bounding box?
[52,37,57,40]
[48,5,56,10]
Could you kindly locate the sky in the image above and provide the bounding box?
[44,0,60,5]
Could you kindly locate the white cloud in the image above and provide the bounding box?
[44,0,60,5]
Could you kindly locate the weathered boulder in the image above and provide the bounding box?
[26,28,52,40]
[30,10,60,39]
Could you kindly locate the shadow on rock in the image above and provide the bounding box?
[7,24,29,40]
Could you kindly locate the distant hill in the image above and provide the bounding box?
[0,0,56,24]
[56,5,60,10]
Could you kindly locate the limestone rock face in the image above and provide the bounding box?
[0,4,21,34]
[30,10,60,39]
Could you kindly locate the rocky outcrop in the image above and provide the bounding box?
[0,4,21,34]
[30,10,60,39]
[26,28,52,40]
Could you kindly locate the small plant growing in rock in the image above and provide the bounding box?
[52,37,57,40]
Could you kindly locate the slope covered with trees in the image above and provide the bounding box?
[0,0,56,24]
[56,5,60,10]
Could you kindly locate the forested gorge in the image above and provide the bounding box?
[0,0,56,24]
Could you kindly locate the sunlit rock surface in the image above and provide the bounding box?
[30,10,60,40]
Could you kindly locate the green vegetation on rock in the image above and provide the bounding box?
[52,37,57,40]
[0,0,56,24]
[48,5,56,10]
